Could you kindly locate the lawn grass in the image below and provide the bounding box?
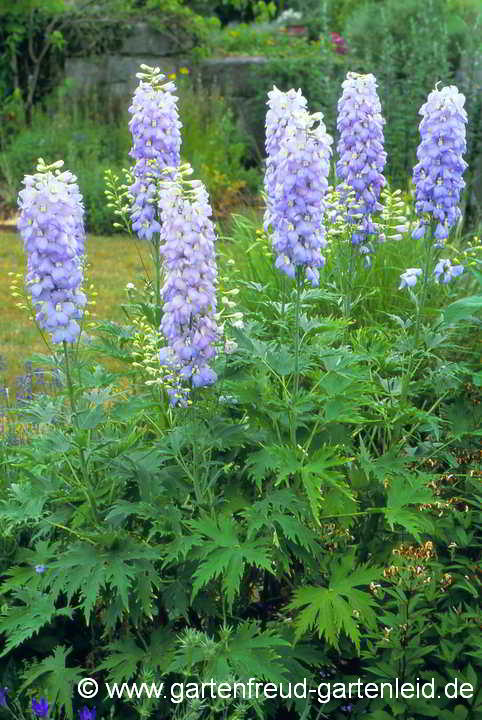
[1,231,150,397]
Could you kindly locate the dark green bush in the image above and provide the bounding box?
[343,0,482,191]
[0,107,129,233]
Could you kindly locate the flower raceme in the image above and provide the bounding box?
[264,86,332,287]
[17,159,87,344]
[128,64,182,241]
[412,84,468,243]
[336,72,387,254]
[399,85,467,291]
[158,165,218,390]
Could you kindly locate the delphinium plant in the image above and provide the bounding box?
[107,67,220,403]
[264,85,332,288]
[398,84,468,403]
[401,84,467,305]
[335,73,387,252]
[263,85,332,443]
[16,158,89,430]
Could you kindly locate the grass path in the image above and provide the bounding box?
[1,232,148,396]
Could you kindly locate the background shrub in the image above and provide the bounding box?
[343,0,482,193]
[0,93,128,232]
[0,78,260,232]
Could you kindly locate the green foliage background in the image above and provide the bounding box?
[0,205,481,720]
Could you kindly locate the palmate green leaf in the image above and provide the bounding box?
[384,475,435,540]
[146,627,177,673]
[133,559,163,620]
[318,371,356,395]
[265,345,297,376]
[358,445,411,484]
[230,324,268,359]
[0,590,73,657]
[288,556,381,650]
[0,542,63,594]
[76,404,106,430]
[301,446,353,523]
[226,621,291,683]
[104,500,161,525]
[0,481,49,529]
[444,399,482,439]
[189,515,273,609]
[98,635,146,682]
[19,646,84,720]
[243,489,319,555]
[321,487,358,522]
[47,539,161,624]
[245,444,299,487]
[323,398,366,423]
[110,393,158,421]
[205,417,250,450]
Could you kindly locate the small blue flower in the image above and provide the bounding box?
[78,706,96,720]
[32,697,49,718]
[399,268,423,289]
[0,687,8,707]
[433,259,464,284]
[35,565,46,574]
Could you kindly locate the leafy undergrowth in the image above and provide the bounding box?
[0,210,481,720]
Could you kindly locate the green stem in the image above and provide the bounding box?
[290,268,303,447]
[186,394,204,507]
[319,508,384,521]
[280,273,287,324]
[293,268,303,397]
[62,341,99,521]
[63,340,77,415]
[400,232,434,407]
[413,239,433,350]
[153,234,161,323]
[343,241,355,318]
[47,520,97,545]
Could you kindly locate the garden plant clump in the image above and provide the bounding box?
[0,61,481,720]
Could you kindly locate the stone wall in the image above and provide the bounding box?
[65,22,269,150]
[65,23,190,101]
